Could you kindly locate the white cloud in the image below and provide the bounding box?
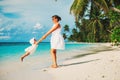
[0,18,2,22]
[0,28,4,31]
[0,36,11,39]
[32,31,37,34]
[0,0,75,42]
[34,23,42,29]
[0,0,74,25]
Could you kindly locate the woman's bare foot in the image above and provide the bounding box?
[51,64,58,68]
[21,57,24,62]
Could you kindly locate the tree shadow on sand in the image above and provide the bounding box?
[60,59,100,67]
[71,46,114,59]
[59,46,114,67]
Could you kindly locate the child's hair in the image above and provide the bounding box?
[30,38,36,44]
[52,15,61,21]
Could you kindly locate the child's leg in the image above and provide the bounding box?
[21,52,30,62]
[50,49,58,68]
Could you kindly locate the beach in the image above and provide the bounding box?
[0,43,120,80]
[48,43,120,80]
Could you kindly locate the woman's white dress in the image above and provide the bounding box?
[51,23,65,50]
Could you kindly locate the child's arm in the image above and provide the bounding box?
[36,23,60,44]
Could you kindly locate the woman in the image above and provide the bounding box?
[38,15,65,68]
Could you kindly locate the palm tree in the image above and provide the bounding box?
[64,25,69,32]
[55,0,120,42]
[70,0,89,21]
[63,24,70,40]
[70,0,120,21]
[63,33,67,40]
[69,0,120,42]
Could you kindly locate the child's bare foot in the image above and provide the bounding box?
[51,65,58,68]
[21,57,24,62]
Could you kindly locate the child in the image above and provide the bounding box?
[21,38,38,62]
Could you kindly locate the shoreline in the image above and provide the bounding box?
[0,43,120,80]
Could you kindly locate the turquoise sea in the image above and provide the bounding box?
[0,42,93,62]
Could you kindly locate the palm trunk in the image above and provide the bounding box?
[110,7,120,13]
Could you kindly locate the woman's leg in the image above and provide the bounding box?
[50,49,58,68]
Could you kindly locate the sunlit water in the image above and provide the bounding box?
[0,42,93,63]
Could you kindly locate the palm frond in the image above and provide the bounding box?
[70,0,89,21]
[94,0,109,13]
[97,19,103,31]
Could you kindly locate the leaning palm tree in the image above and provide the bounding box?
[70,0,120,21]
[70,0,120,42]
[55,0,120,42]
[70,0,89,21]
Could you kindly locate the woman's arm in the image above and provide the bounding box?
[44,23,60,38]
[36,23,60,44]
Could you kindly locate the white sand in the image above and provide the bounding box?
[48,44,120,80]
[0,55,53,80]
[0,43,120,80]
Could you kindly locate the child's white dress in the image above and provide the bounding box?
[25,44,38,54]
[25,38,38,54]
[50,23,65,50]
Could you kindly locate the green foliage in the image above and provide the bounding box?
[63,33,67,40]
[70,0,120,21]
[111,27,120,42]
[67,18,111,42]
[58,0,120,42]
[63,24,70,40]
[70,0,89,21]
[64,25,69,32]
[108,5,120,27]
[66,0,120,42]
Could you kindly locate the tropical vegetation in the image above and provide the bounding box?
[63,0,120,42]
[111,27,120,42]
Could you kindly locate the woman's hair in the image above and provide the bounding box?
[52,15,61,21]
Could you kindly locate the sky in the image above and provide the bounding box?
[0,0,75,42]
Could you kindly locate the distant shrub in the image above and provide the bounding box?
[111,27,120,42]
